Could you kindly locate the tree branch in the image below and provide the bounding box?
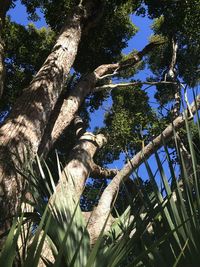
[87,94,200,241]
[53,131,107,202]
[119,41,164,70]
[0,36,4,99]
[169,37,178,74]
[93,81,177,93]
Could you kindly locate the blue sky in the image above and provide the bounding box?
[8,1,46,28]
[8,1,171,182]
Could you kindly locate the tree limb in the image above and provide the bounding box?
[87,94,200,241]
[119,41,164,70]
[53,132,107,201]
[169,37,178,74]
[93,81,177,93]
[0,36,4,99]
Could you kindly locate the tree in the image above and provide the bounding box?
[0,0,200,256]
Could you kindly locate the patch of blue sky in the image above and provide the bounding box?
[8,0,46,28]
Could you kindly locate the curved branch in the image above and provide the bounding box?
[87,94,200,241]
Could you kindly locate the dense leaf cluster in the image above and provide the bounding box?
[103,86,154,160]
[145,0,200,86]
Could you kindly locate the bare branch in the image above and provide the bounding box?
[119,41,164,71]
[88,94,200,235]
[93,81,177,93]
[97,67,120,80]
[171,86,181,119]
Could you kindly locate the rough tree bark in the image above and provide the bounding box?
[55,116,107,201]
[38,94,200,252]
[40,117,108,265]
[0,3,92,233]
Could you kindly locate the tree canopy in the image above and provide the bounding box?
[0,0,200,265]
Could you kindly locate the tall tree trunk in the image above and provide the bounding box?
[0,6,83,233]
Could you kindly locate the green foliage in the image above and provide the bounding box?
[144,0,200,86]
[80,178,108,211]
[1,19,55,109]
[74,4,138,73]
[20,0,139,73]
[20,0,140,30]
[98,86,155,164]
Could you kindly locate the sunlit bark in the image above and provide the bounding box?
[0,6,84,233]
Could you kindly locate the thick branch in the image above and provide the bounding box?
[54,132,107,201]
[119,41,163,70]
[87,94,200,242]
